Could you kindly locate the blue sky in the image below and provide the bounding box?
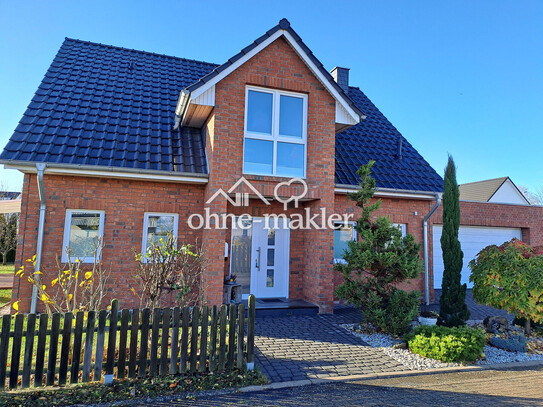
[1,0,542,192]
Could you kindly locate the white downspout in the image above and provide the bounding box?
[31,163,46,313]
[423,193,441,305]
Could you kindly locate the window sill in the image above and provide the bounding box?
[242,173,307,182]
[61,257,99,264]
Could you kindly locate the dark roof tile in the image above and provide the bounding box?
[1,31,442,191]
[0,38,216,174]
[335,87,443,192]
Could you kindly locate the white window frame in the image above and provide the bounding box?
[333,221,357,264]
[393,223,407,238]
[243,85,308,178]
[62,209,105,263]
[141,212,179,261]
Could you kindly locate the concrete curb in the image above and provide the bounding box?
[238,358,543,393]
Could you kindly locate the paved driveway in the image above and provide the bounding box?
[433,289,513,321]
[142,365,543,406]
[253,307,404,382]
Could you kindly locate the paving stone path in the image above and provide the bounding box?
[433,289,513,321]
[142,365,543,406]
[253,307,404,382]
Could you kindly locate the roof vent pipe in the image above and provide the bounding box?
[31,163,47,313]
[396,137,403,160]
[330,67,350,93]
[423,193,441,305]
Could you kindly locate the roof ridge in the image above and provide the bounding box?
[63,37,219,67]
[460,176,508,186]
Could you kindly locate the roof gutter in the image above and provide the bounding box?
[173,89,191,130]
[31,163,47,313]
[1,161,209,184]
[423,193,441,305]
[335,184,439,200]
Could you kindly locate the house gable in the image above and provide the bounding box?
[206,35,337,193]
[489,178,530,205]
[176,19,364,132]
[459,177,530,205]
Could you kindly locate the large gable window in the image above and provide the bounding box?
[243,87,307,177]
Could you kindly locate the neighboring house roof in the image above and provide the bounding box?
[0,22,443,192]
[0,191,21,200]
[0,200,21,214]
[335,87,443,192]
[0,38,212,175]
[0,191,21,214]
[459,177,530,205]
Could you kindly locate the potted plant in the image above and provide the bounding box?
[418,310,439,326]
[224,274,237,285]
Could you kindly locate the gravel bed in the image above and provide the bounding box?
[341,324,460,370]
[341,323,543,370]
[477,345,543,365]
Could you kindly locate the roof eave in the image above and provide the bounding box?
[335,184,442,199]
[1,160,209,184]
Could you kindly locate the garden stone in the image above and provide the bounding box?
[392,341,407,349]
[483,316,509,333]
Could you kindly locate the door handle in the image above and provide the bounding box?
[255,247,261,271]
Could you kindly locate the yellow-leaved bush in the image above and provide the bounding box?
[15,237,110,315]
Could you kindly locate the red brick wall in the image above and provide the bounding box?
[333,193,436,298]
[332,196,543,303]
[428,200,543,294]
[14,174,205,313]
[202,36,337,311]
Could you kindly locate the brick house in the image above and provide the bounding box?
[2,19,542,314]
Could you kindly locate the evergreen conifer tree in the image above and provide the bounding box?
[438,156,470,326]
[335,162,422,335]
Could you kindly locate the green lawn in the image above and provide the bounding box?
[0,264,15,274]
[0,289,12,307]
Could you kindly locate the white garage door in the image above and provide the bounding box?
[433,225,522,289]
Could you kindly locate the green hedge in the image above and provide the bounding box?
[406,325,486,363]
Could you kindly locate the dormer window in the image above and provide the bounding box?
[243,86,307,178]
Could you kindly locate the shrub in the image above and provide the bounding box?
[133,233,206,309]
[406,325,486,363]
[469,238,543,334]
[15,238,110,315]
[490,334,527,353]
[376,289,420,336]
[335,162,423,336]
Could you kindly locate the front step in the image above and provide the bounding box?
[241,298,319,318]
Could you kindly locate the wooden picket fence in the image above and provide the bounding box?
[0,295,256,390]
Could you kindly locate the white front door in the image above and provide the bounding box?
[250,217,290,298]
